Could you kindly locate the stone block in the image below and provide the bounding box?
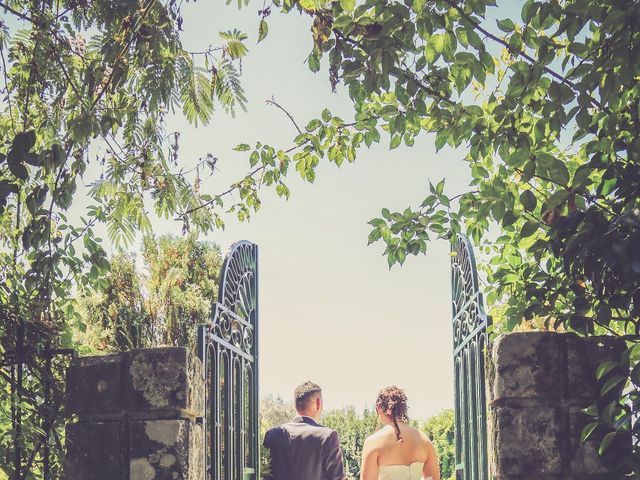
[491,406,564,476]
[488,332,566,404]
[66,353,123,417]
[65,421,122,480]
[124,347,203,418]
[129,419,204,480]
[566,334,627,401]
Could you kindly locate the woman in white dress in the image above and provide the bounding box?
[359,386,440,480]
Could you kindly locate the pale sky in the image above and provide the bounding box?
[163,5,472,419]
[55,1,522,418]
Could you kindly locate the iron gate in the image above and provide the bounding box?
[451,234,490,480]
[198,241,259,480]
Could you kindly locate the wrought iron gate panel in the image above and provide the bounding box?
[451,234,490,480]
[199,241,259,480]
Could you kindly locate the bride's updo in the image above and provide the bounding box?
[376,386,409,442]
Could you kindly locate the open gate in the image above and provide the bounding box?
[198,241,259,480]
[451,234,490,480]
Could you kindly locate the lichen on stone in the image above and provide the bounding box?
[145,420,182,447]
[97,379,108,393]
[129,352,183,408]
[130,458,156,480]
[159,453,177,468]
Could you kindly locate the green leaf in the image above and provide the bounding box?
[443,31,457,58]
[520,220,538,238]
[502,211,518,227]
[581,422,598,443]
[582,404,598,417]
[497,18,516,32]
[596,361,619,380]
[306,119,322,132]
[424,44,437,64]
[258,20,269,42]
[599,432,617,456]
[431,34,445,54]
[340,0,355,13]
[308,52,321,72]
[550,158,570,186]
[600,375,626,396]
[520,190,537,212]
[234,143,251,152]
[9,162,28,181]
[546,190,569,209]
[521,0,536,23]
[12,131,36,153]
[397,247,406,264]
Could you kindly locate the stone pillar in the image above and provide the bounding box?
[486,332,631,480]
[65,347,204,480]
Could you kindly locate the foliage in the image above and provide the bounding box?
[75,253,150,352]
[76,234,222,353]
[259,394,296,479]
[419,409,454,480]
[206,0,639,469]
[259,394,297,434]
[322,407,380,479]
[0,0,248,476]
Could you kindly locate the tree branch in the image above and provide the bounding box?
[266,97,302,135]
[0,1,34,22]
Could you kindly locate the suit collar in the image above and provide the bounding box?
[292,415,322,427]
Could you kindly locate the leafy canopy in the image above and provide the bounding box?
[212,0,639,467]
[0,0,246,476]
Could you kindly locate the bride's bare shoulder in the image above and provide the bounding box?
[365,425,393,446]
[418,430,435,448]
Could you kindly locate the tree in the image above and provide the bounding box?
[75,253,151,352]
[322,407,379,479]
[420,409,454,480]
[0,0,248,476]
[76,234,222,353]
[214,0,638,468]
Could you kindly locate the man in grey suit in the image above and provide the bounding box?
[263,381,347,480]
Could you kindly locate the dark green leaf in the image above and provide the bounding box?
[258,20,269,42]
[497,18,516,32]
[520,190,537,212]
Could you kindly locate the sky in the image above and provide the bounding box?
[161,5,473,419]
[35,1,522,419]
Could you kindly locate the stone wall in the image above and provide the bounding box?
[65,347,204,480]
[486,332,631,480]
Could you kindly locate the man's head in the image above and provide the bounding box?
[294,381,323,420]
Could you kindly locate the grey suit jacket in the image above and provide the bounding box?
[263,416,347,480]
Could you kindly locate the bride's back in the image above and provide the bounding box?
[373,423,430,467]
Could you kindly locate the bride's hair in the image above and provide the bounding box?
[376,386,409,442]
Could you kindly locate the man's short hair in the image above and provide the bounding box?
[294,381,322,411]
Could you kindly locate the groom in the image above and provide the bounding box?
[263,381,347,480]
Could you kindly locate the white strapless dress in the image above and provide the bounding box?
[378,462,431,480]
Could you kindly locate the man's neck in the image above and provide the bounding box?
[298,412,320,422]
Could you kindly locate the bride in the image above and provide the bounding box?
[359,386,440,480]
